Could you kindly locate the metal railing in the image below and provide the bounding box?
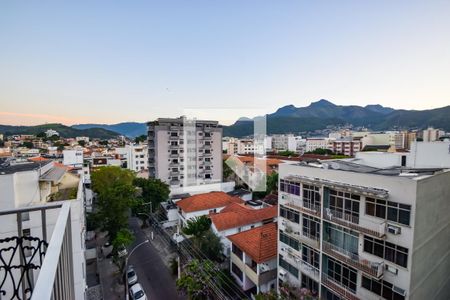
[321,273,360,300]
[322,241,384,278]
[323,208,386,238]
[0,202,74,300]
[285,200,321,217]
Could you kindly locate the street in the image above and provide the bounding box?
[128,217,185,300]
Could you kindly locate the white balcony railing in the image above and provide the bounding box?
[321,273,360,300]
[0,202,74,300]
[322,241,384,278]
[323,208,386,238]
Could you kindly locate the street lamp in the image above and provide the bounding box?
[125,240,149,300]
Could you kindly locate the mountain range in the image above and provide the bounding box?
[1,100,449,138]
[0,123,119,139]
[223,100,450,137]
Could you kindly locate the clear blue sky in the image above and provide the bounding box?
[1,1,449,125]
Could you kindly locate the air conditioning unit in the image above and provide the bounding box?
[294,257,301,263]
[281,247,287,252]
[293,231,300,235]
[387,225,401,235]
[281,195,287,200]
[392,286,406,297]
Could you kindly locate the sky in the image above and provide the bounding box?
[1,1,450,126]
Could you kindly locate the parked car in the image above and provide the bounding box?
[130,283,147,300]
[127,265,138,286]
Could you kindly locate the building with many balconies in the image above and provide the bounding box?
[147,117,222,189]
[277,159,450,300]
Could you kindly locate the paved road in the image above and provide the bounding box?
[128,218,185,300]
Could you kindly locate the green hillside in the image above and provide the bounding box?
[0,123,120,139]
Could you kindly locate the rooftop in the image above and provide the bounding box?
[210,203,277,231]
[0,158,52,175]
[227,222,277,263]
[297,159,446,178]
[176,191,244,213]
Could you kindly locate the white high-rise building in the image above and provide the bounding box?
[147,117,223,188]
[422,127,444,142]
[277,158,450,300]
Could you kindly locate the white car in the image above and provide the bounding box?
[127,266,138,286]
[130,283,147,300]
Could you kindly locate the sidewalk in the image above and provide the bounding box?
[96,231,124,300]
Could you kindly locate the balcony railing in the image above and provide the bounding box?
[323,208,386,238]
[322,241,384,278]
[0,202,74,300]
[321,273,360,300]
[284,201,321,218]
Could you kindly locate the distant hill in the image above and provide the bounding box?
[72,122,147,138]
[223,100,450,137]
[0,123,119,139]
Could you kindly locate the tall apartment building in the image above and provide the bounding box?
[422,127,444,142]
[305,138,330,153]
[277,160,450,300]
[147,117,223,188]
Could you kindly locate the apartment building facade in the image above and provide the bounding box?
[328,138,362,156]
[147,117,223,188]
[277,160,450,300]
[115,144,148,172]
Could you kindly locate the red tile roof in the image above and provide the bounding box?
[176,192,244,213]
[227,222,278,263]
[29,156,49,162]
[210,203,277,231]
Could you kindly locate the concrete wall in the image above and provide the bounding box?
[409,171,450,300]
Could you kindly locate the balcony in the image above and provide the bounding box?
[282,221,320,249]
[0,202,75,300]
[170,180,180,185]
[169,162,179,167]
[322,241,384,278]
[284,200,321,218]
[323,208,386,238]
[321,273,360,300]
[169,144,180,150]
[170,170,180,176]
[169,153,180,158]
[169,135,180,140]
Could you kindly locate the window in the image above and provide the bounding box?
[279,255,299,277]
[366,198,411,226]
[366,198,386,219]
[362,276,405,300]
[231,262,243,281]
[325,223,358,255]
[280,231,300,251]
[364,236,409,268]
[280,179,300,195]
[302,215,320,240]
[301,245,319,269]
[280,206,300,224]
[326,256,357,292]
[232,244,243,259]
[387,202,411,226]
[301,274,319,295]
[329,189,360,220]
[303,184,321,207]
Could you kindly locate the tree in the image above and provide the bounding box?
[305,148,333,155]
[134,135,147,144]
[197,229,223,262]
[112,228,134,252]
[78,140,86,147]
[277,150,296,157]
[182,216,211,239]
[133,177,170,212]
[36,132,46,138]
[91,167,136,245]
[176,259,216,299]
[223,159,234,180]
[21,141,33,149]
[253,172,278,199]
